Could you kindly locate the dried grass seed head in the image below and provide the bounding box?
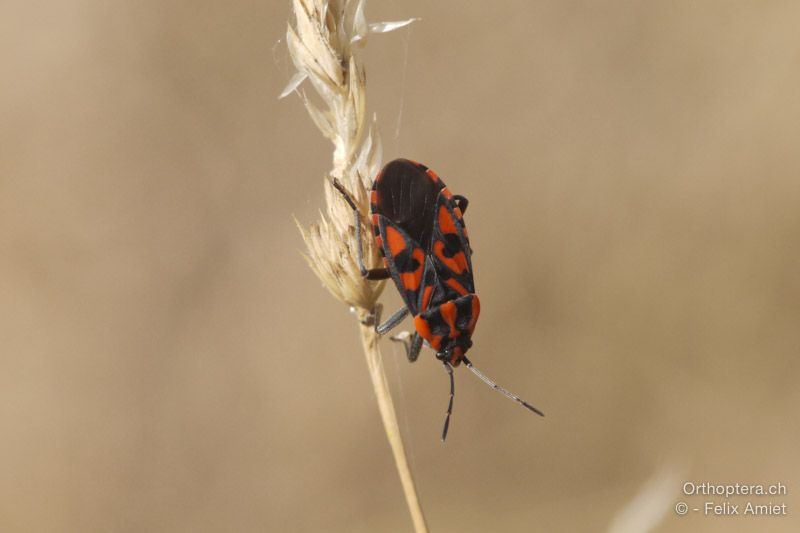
[287,0,385,310]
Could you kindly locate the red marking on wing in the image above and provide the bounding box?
[438,205,458,235]
[426,168,440,183]
[439,301,458,339]
[400,272,419,291]
[385,225,407,257]
[412,248,425,267]
[445,277,469,296]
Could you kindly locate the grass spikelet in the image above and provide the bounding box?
[283,1,428,531]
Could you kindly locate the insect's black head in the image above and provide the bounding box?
[436,336,474,366]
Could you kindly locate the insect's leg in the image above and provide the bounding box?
[407,333,423,362]
[390,331,423,363]
[452,194,469,214]
[331,178,390,280]
[376,306,410,336]
[441,362,455,442]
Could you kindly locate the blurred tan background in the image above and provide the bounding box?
[2,1,799,531]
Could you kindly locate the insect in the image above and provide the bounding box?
[334,159,543,440]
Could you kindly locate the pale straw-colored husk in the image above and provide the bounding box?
[283,1,427,531]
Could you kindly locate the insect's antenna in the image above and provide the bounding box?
[441,362,455,442]
[461,356,544,417]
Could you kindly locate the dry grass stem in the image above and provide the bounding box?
[284,1,427,531]
[357,309,427,533]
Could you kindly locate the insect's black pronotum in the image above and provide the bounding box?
[334,159,543,440]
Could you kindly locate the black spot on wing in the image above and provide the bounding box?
[442,234,462,254]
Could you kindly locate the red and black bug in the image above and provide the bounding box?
[334,159,543,440]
